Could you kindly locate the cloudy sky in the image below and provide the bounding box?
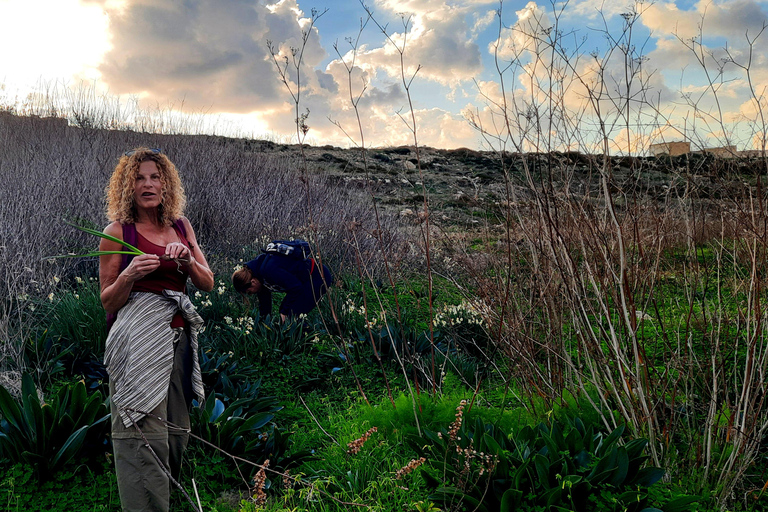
[1,0,767,151]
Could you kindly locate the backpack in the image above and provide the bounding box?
[264,239,311,260]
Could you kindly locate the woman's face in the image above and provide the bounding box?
[133,160,163,210]
[246,278,262,294]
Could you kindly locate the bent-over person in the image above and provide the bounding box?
[232,246,333,323]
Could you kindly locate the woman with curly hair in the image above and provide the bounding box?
[99,147,214,512]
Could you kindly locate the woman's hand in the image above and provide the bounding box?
[165,241,191,262]
[123,253,161,281]
[100,221,161,314]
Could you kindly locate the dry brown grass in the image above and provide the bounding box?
[0,111,405,371]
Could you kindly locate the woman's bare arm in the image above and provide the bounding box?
[99,222,160,314]
[174,217,214,292]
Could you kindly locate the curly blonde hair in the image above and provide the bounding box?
[105,147,186,226]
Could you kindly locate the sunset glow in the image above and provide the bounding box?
[1,0,767,151]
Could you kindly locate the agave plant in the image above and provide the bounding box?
[198,350,282,417]
[413,413,701,512]
[190,391,313,480]
[0,373,110,480]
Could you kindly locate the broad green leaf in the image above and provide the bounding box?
[248,412,274,431]
[513,458,532,490]
[50,425,88,471]
[565,427,583,453]
[32,403,49,456]
[608,446,630,486]
[631,467,666,487]
[570,480,593,510]
[21,374,38,420]
[57,414,76,440]
[0,384,24,431]
[662,495,701,512]
[78,394,106,426]
[575,449,591,468]
[550,421,566,451]
[588,447,618,483]
[534,453,551,488]
[625,438,649,459]
[544,486,563,507]
[600,424,625,454]
[0,432,22,460]
[500,489,522,512]
[616,490,644,502]
[483,433,502,455]
[574,416,586,437]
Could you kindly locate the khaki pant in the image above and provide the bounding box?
[110,328,195,512]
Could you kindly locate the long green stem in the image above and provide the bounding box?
[63,220,143,254]
[44,220,145,260]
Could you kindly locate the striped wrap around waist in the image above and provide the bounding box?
[104,291,205,428]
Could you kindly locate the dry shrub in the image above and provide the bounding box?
[0,112,404,370]
[440,147,768,501]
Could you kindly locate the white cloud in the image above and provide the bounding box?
[643,0,768,41]
[346,2,486,85]
[98,0,325,113]
[471,9,499,41]
[6,0,768,152]
[563,0,636,21]
[490,0,554,72]
[297,102,475,149]
[639,1,768,146]
[375,0,497,12]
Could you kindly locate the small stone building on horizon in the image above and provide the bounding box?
[649,140,744,158]
[649,141,691,157]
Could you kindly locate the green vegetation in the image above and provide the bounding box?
[3,263,761,511]
[4,7,768,506]
[0,374,109,481]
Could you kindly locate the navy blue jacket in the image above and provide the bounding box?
[245,253,333,318]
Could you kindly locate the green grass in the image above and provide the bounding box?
[5,245,768,511]
[1,459,120,512]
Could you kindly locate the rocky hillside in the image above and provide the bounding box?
[229,137,766,230]
[4,112,763,231]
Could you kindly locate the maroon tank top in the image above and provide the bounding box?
[133,225,190,327]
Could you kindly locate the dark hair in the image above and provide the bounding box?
[232,266,254,293]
